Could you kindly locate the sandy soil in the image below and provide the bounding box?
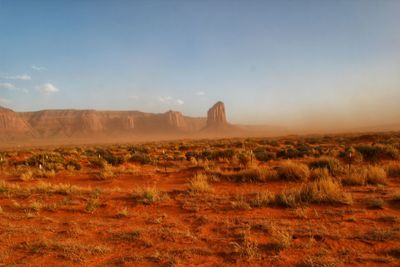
[0,134,400,266]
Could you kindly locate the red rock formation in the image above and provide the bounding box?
[164,110,188,130]
[0,101,240,144]
[206,101,228,128]
[0,106,31,134]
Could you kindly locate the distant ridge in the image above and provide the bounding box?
[0,101,244,145]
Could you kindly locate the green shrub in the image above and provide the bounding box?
[129,154,151,164]
[254,150,276,162]
[128,145,150,154]
[355,144,399,162]
[96,149,124,166]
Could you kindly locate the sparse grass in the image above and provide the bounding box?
[342,166,388,186]
[129,153,152,164]
[134,186,164,204]
[298,256,337,267]
[341,171,365,186]
[0,180,92,196]
[89,158,107,169]
[309,157,344,176]
[231,237,259,259]
[188,173,212,193]
[226,167,277,183]
[19,169,33,181]
[275,188,300,208]
[276,161,310,181]
[3,137,400,266]
[361,229,398,242]
[97,164,115,180]
[116,207,129,218]
[275,178,352,207]
[231,194,251,210]
[309,168,331,181]
[299,177,353,205]
[85,198,99,213]
[364,166,388,185]
[111,230,141,241]
[34,169,56,179]
[263,224,292,251]
[250,191,274,208]
[386,162,400,177]
[18,240,110,262]
[28,201,43,212]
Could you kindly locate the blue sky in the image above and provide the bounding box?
[0,0,399,129]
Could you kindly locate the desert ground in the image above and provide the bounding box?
[1,132,400,266]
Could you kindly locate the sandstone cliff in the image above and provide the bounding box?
[0,102,237,145]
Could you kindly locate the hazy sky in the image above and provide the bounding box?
[0,0,399,130]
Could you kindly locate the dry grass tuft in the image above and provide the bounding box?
[19,169,33,181]
[342,166,388,186]
[364,166,388,185]
[188,173,213,193]
[276,161,310,181]
[275,178,352,207]
[231,237,259,259]
[309,156,344,176]
[134,186,164,204]
[341,171,365,186]
[299,177,353,205]
[310,168,331,181]
[263,224,292,251]
[361,229,398,242]
[250,191,275,208]
[97,164,115,180]
[0,180,92,196]
[275,188,300,208]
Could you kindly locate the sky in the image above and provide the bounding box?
[0,0,399,131]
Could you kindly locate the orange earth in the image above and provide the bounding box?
[0,133,400,266]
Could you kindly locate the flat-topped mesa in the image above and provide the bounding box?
[0,106,31,134]
[206,101,227,128]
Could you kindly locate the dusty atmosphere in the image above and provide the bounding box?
[1,1,400,266]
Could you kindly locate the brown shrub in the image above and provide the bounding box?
[386,162,400,178]
[363,166,388,185]
[226,167,277,183]
[188,173,212,194]
[299,178,352,205]
[276,161,309,181]
[341,171,365,186]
